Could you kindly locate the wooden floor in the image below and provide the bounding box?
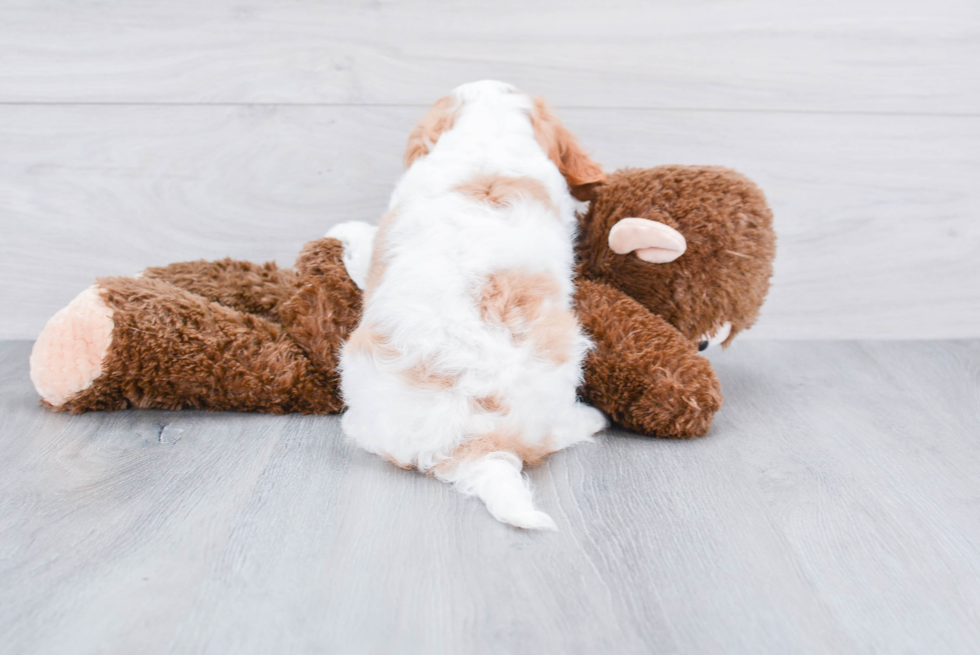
[1,339,978,654]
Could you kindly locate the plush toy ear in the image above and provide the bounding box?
[608,217,687,263]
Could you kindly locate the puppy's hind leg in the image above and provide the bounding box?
[551,402,608,450]
[441,452,558,531]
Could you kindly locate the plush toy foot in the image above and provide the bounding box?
[30,286,114,408]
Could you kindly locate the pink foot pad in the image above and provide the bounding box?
[30,286,114,407]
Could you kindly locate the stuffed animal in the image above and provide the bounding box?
[29,165,775,438]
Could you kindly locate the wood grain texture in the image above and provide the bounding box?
[706,340,980,653]
[1,105,977,340]
[0,0,977,113]
[1,339,978,653]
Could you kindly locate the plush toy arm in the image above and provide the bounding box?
[574,278,723,438]
[280,238,364,379]
[142,258,298,323]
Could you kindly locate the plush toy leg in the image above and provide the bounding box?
[142,258,299,323]
[143,238,364,379]
[30,276,342,414]
[574,279,723,438]
[30,286,115,407]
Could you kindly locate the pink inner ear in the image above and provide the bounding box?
[607,217,687,263]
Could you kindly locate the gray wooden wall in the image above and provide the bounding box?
[2,0,978,340]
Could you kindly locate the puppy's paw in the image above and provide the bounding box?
[552,402,608,448]
[577,403,609,436]
[325,221,378,290]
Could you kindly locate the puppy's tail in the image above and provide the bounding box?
[447,451,557,531]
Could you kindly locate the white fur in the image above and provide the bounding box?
[339,81,606,530]
[326,221,378,290]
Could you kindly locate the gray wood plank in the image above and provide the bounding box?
[1,339,979,653]
[0,0,976,113]
[705,340,980,653]
[1,106,977,340]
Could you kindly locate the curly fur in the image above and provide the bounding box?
[49,239,359,414]
[574,279,722,438]
[577,166,776,345]
[338,81,607,530]
[31,166,775,442]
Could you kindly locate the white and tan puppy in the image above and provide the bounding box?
[338,81,608,530]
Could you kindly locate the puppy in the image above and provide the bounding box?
[339,81,607,530]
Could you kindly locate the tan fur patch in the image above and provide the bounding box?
[345,325,399,360]
[405,96,459,167]
[405,359,456,391]
[478,270,560,331]
[477,270,575,365]
[473,393,509,414]
[347,325,455,390]
[455,173,557,214]
[364,210,398,297]
[528,307,577,366]
[530,97,606,200]
[434,428,556,475]
[381,452,415,470]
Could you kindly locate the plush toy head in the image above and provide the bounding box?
[576,165,776,348]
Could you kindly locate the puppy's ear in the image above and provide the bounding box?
[405,96,459,167]
[531,96,606,200]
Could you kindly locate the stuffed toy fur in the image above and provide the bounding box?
[29,165,775,438]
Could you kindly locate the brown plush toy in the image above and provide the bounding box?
[574,166,775,436]
[29,165,774,438]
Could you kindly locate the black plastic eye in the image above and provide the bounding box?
[698,340,709,352]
